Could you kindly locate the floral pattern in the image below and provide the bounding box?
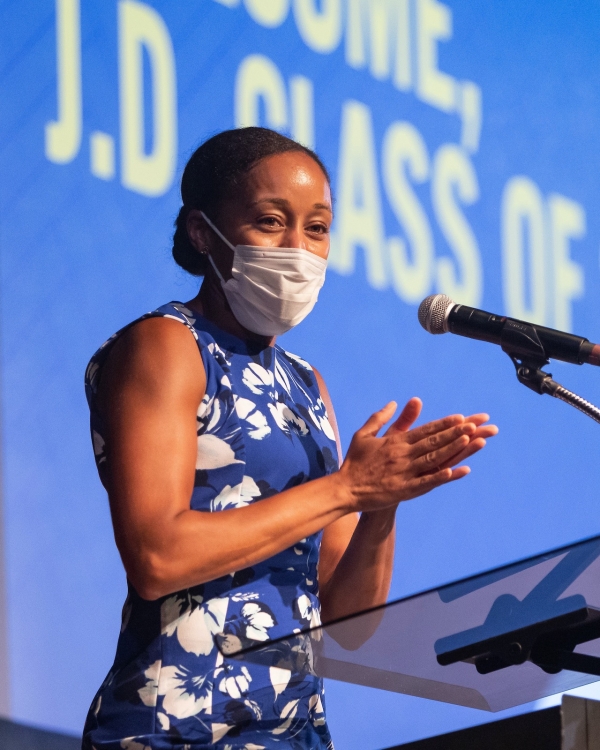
[82,302,338,749]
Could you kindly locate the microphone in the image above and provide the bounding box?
[418,294,600,367]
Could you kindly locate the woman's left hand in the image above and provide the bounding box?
[384,397,498,473]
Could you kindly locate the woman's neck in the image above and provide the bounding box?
[186,274,276,348]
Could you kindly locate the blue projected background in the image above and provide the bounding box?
[2,0,600,747]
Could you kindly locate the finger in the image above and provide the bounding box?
[472,424,498,439]
[404,463,471,498]
[418,464,471,488]
[412,434,473,475]
[438,438,487,469]
[408,422,476,458]
[356,402,397,438]
[464,413,491,427]
[448,465,471,481]
[386,397,422,434]
[405,467,454,495]
[406,414,465,444]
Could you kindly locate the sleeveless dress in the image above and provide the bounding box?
[82,302,338,750]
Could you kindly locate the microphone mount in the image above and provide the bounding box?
[501,319,600,425]
[418,294,600,424]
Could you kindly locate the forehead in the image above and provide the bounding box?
[240,151,331,204]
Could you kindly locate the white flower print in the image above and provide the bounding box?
[307,399,335,441]
[274,358,291,396]
[197,392,220,432]
[309,693,326,727]
[157,712,170,730]
[296,595,322,630]
[283,350,313,371]
[207,341,231,369]
[217,665,252,700]
[241,602,276,641]
[211,475,261,511]
[242,362,274,395]
[158,665,212,719]
[84,303,333,746]
[269,666,291,699]
[196,434,243,470]
[161,595,228,656]
[234,396,271,440]
[212,724,234,744]
[171,302,197,324]
[162,313,199,342]
[268,402,308,437]
[271,699,300,736]
[196,386,242,465]
[231,591,260,602]
[138,659,160,707]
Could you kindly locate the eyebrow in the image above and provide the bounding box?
[249,197,333,213]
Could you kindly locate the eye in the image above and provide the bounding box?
[257,215,283,227]
[307,222,330,235]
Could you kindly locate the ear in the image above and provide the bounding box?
[186,209,211,253]
[188,209,235,282]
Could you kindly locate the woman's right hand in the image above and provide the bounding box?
[338,400,490,513]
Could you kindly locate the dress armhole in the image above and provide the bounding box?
[312,367,343,467]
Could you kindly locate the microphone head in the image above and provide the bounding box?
[418,294,455,334]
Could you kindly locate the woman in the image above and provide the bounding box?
[82,127,496,749]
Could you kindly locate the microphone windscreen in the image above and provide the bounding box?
[418,294,455,334]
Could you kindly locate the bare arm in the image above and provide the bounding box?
[316,373,497,624]
[316,370,399,623]
[98,318,351,599]
[97,318,492,601]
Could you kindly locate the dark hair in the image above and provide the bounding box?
[172,127,331,276]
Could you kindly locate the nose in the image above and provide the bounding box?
[282,222,307,250]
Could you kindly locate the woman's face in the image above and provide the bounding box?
[188,151,333,280]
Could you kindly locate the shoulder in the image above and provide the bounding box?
[96,314,205,410]
[113,315,201,371]
[311,365,326,393]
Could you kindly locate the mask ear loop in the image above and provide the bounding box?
[200,211,235,285]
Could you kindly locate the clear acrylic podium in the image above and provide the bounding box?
[216,534,600,713]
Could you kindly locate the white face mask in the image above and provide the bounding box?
[200,211,327,337]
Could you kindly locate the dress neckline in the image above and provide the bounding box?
[170,301,276,357]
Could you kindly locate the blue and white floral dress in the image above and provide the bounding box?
[82,302,338,750]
